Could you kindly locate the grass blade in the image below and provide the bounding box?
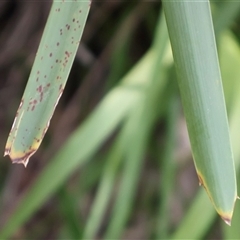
[0,44,161,239]
[172,30,240,239]
[222,32,240,240]
[104,12,169,239]
[155,88,178,239]
[163,0,237,224]
[4,0,91,166]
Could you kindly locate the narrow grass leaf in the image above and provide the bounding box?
[156,88,178,239]
[104,12,169,239]
[4,0,91,166]
[83,113,133,239]
[172,30,240,239]
[163,0,237,224]
[222,32,240,240]
[171,190,215,239]
[0,46,159,239]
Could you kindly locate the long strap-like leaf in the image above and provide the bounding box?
[5,0,91,167]
[162,0,237,224]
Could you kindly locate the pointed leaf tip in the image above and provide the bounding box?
[221,215,232,226]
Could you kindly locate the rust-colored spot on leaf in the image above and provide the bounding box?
[40,92,44,102]
[197,173,204,186]
[37,85,42,93]
[196,171,214,204]
[34,138,40,143]
[66,24,70,30]
[65,51,70,58]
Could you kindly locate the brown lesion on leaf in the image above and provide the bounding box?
[11,149,36,167]
[37,83,51,102]
[28,99,38,111]
[40,92,44,102]
[5,134,43,167]
[197,170,236,226]
[196,170,214,204]
[36,85,42,93]
[34,137,40,143]
[66,24,70,30]
[197,172,204,186]
[65,51,70,58]
[59,84,63,91]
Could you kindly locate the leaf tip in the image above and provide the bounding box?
[221,215,232,226]
[218,195,238,226]
[5,149,36,168]
[12,157,30,168]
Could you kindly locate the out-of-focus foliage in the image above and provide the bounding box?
[1,1,240,239]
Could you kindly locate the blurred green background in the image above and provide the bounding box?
[1,1,240,239]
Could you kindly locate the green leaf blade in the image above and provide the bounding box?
[163,0,237,224]
[4,0,91,166]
